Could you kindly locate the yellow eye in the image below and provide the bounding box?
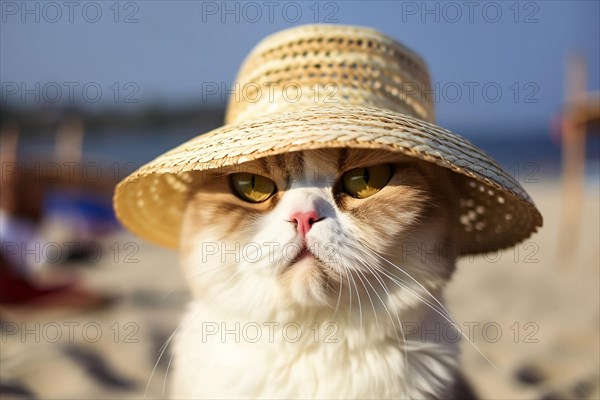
[342,164,392,199]
[231,173,276,203]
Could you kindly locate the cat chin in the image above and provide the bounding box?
[281,257,333,307]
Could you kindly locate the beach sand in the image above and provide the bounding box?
[447,181,600,398]
[1,179,598,399]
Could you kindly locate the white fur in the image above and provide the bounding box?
[171,302,458,399]
[170,151,461,398]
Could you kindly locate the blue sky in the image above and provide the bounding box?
[1,1,598,133]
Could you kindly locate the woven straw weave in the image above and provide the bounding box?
[113,25,542,255]
[227,24,434,124]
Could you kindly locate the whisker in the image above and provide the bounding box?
[367,260,448,320]
[162,349,175,397]
[364,245,497,370]
[149,261,250,396]
[366,247,455,324]
[357,260,409,375]
[146,329,176,397]
[345,264,362,328]
[160,265,227,303]
[332,261,344,318]
[334,254,354,319]
[358,261,402,335]
[354,268,380,328]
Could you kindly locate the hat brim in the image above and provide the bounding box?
[113,105,542,255]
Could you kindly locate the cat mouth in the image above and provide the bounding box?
[288,245,317,267]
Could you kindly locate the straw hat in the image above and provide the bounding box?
[114,24,542,255]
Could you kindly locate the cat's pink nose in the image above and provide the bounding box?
[289,211,320,236]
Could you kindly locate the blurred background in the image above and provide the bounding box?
[1,1,598,399]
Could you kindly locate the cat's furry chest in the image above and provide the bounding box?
[171,301,459,399]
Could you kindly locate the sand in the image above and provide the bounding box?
[1,180,598,399]
[446,181,600,398]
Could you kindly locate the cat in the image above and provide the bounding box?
[170,148,478,399]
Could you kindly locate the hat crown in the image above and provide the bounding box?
[225,24,435,125]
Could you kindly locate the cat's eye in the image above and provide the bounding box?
[230,173,276,203]
[341,164,392,199]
